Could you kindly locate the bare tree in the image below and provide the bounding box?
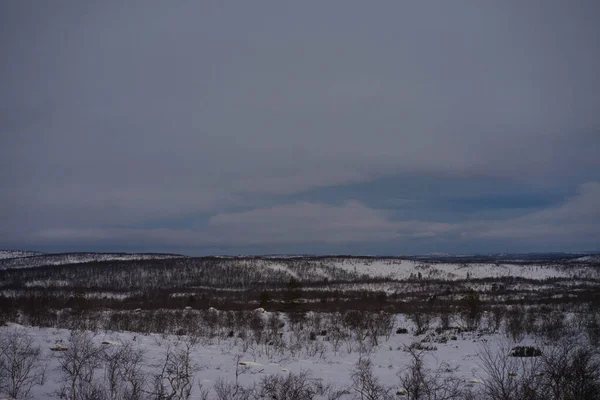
[408,309,432,336]
[538,337,600,400]
[326,313,347,355]
[436,302,453,332]
[101,342,146,400]
[504,307,525,342]
[0,329,47,400]
[399,347,465,400]
[195,381,211,400]
[148,339,198,400]
[459,291,482,332]
[476,340,543,400]
[212,377,252,400]
[488,306,504,333]
[584,310,600,346]
[257,371,316,400]
[350,358,391,400]
[55,330,105,400]
[366,312,394,346]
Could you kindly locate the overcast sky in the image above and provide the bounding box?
[1,1,599,255]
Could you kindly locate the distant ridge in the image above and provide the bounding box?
[0,250,43,260]
[1,250,598,270]
[0,251,186,270]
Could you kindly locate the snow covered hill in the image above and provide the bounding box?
[0,252,186,269]
[325,258,600,281]
[0,250,43,260]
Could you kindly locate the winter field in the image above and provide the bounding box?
[0,252,599,399]
[1,309,598,400]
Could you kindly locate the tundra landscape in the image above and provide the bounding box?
[1,251,599,399]
[2,1,600,399]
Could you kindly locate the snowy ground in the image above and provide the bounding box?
[1,314,538,400]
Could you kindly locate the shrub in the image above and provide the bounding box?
[350,358,392,400]
[0,329,47,400]
[399,347,466,400]
[55,330,104,400]
[409,343,437,351]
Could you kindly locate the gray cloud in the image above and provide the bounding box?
[15,201,453,247]
[12,181,597,253]
[464,182,600,241]
[1,1,599,252]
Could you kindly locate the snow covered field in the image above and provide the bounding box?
[1,252,598,398]
[1,314,531,400]
[4,304,594,400]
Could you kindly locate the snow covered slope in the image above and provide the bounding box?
[326,258,600,281]
[251,257,600,283]
[0,250,43,260]
[0,252,186,270]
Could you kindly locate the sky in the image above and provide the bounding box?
[1,1,599,256]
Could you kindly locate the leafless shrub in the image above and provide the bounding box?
[305,339,327,359]
[326,324,347,356]
[350,358,392,400]
[311,378,350,400]
[288,312,307,330]
[584,311,600,346]
[365,312,394,346]
[538,337,600,400]
[0,329,47,399]
[437,302,453,331]
[148,339,198,400]
[408,342,437,352]
[55,330,105,400]
[343,311,368,344]
[408,309,432,336]
[537,311,566,341]
[213,377,236,400]
[478,335,600,400]
[249,313,265,345]
[459,291,482,332]
[101,342,146,400]
[196,382,211,400]
[488,306,504,333]
[267,312,283,338]
[504,307,525,342]
[523,308,539,335]
[476,340,543,400]
[306,313,323,334]
[398,347,465,400]
[256,371,318,400]
[212,377,252,400]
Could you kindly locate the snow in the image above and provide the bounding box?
[264,262,300,279]
[0,252,186,269]
[3,321,25,329]
[0,250,41,260]
[2,253,598,283]
[0,316,543,400]
[572,255,600,262]
[326,259,600,281]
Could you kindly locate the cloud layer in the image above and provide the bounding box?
[11,182,598,254]
[1,1,599,254]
